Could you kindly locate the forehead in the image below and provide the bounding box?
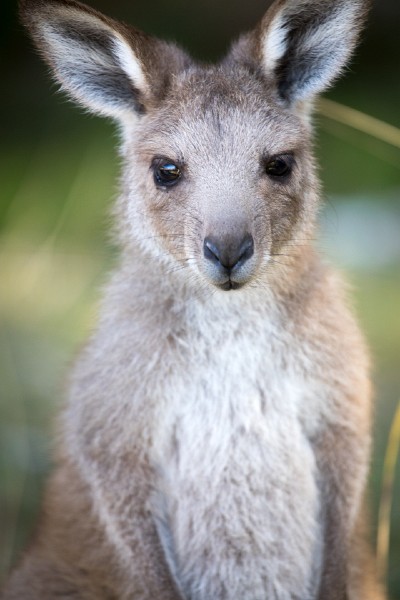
[139,67,307,160]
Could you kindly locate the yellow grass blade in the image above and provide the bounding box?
[376,401,400,583]
[318,98,400,149]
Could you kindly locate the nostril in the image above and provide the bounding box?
[203,238,222,265]
[204,234,254,271]
[238,234,254,264]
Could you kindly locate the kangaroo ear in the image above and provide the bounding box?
[230,0,369,106]
[20,0,191,122]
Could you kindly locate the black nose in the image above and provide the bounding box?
[203,234,254,272]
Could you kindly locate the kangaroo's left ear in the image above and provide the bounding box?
[229,0,370,107]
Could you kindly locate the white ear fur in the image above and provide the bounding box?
[27,5,149,122]
[260,0,368,104]
[112,35,149,99]
[261,11,288,73]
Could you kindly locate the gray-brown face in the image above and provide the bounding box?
[21,0,367,291]
[127,68,317,291]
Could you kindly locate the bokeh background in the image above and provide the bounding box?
[1,0,399,595]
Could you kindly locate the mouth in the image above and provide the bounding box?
[216,279,245,291]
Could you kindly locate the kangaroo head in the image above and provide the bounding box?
[21,0,369,291]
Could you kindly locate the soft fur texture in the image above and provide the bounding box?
[4,0,384,598]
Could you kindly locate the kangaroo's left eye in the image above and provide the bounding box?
[265,155,294,179]
[153,159,182,187]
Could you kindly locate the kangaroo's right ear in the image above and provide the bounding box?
[20,0,191,123]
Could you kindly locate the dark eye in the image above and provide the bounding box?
[265,155,293,179]
[153,159,182,187]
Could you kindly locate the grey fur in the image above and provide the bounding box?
[3,0,385,598]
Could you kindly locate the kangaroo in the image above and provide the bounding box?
[3,0,385,598]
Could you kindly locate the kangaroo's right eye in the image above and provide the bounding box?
[153,158,182,188]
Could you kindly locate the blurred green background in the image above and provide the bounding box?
[1,0,399,595]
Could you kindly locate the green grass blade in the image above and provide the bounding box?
[377,401,400,585]
[318,99,400,149]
